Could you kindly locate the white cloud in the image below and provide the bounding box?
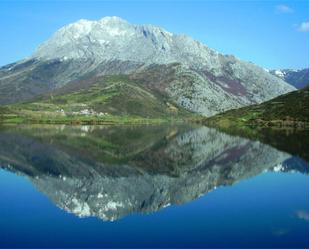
[298,22,309,32]
[276,4,294,14]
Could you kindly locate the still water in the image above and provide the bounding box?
[0,124,308,248]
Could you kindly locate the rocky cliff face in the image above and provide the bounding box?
[0,125,290,221]
[0,17,294,116]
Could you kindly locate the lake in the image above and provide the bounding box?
[0,124,309,248]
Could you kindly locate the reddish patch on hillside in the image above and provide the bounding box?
[202,70,247,97]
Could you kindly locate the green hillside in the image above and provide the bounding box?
[205,87,309,129]
[0,75,196,124]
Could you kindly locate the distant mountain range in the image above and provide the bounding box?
[270,68,309,89]
[0,16,294,118]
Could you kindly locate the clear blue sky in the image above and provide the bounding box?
[0,0,308,69]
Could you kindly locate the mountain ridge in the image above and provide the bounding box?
[0,16,295,118]
[270,68,309,89]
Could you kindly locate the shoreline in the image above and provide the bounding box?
[0,113,202,126]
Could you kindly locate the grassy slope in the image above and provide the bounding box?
[205,87,309,129]
[0,75,198,124]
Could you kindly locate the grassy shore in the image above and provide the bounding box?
[0,107,202,125]
[0,112,170,125]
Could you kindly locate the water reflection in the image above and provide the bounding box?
[0,124,307,221]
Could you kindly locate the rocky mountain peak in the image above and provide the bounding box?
[32,16,214,67]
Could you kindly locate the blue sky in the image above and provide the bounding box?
[0,0,308,69]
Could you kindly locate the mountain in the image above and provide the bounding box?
[270,68,309,89]
[0,16,295,117]
[205,87,309,128]
[0,125,290,221]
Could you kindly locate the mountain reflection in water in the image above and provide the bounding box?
[0,124,307,221]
